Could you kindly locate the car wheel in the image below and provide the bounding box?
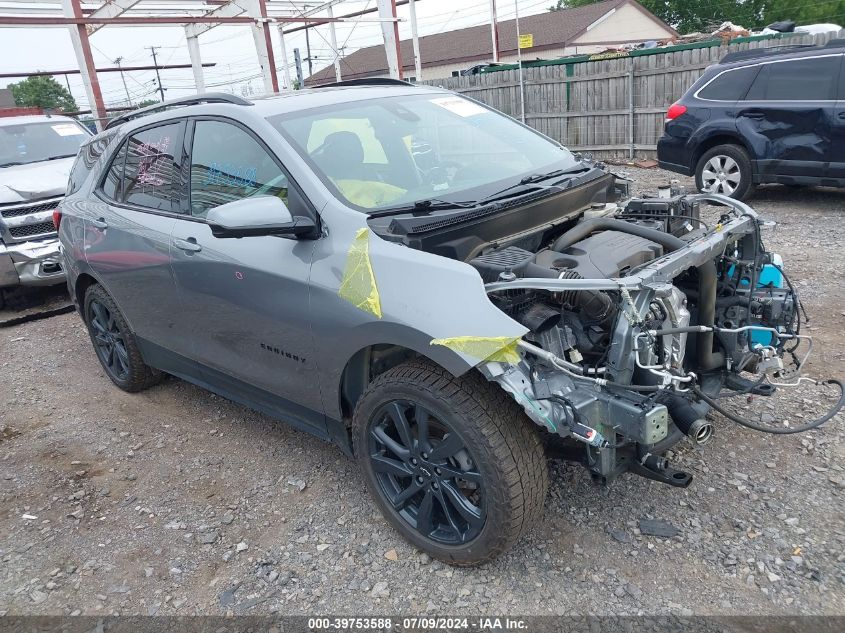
[83,284,162,392]
[695,144,753,200]
[353,360,548,566]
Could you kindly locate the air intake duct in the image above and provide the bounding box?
[555,269,615,323]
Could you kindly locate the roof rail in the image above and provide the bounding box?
[105,92,252,130]
[720,43,823,64]
[315,78,414,88]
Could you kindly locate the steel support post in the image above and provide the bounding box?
[61,0,107,129]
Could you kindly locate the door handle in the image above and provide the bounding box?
[91,217,108,230]
[837,111,845,120]
[739,109,765,120]
[173,237,202,253]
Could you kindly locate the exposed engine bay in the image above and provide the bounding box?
[477,191,842,485]
[371,180,844,487]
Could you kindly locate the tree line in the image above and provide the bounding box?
[549,0,845,35]
[4,75,159,116]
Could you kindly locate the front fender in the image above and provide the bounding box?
[311,202,527,420]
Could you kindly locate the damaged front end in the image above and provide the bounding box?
[473,193,842,487]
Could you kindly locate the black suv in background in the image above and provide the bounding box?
[658,41,845,199]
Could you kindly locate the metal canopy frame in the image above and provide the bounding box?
[0,0,404,129]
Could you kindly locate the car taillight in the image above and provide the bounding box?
[52,209,62,231]
[666,103,687,121]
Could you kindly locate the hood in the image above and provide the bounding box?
[368,171,618,262]
[0,157,75,204]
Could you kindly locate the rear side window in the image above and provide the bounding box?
[122,122,182,211]
[745,56,841,101]
[99,122,182,211]
[698,66,759,101]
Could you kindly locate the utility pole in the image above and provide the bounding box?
[293,48,304,89]
[148,46,165,101]
[114,57,132,107]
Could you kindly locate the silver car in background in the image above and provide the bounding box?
[0,114,91,304]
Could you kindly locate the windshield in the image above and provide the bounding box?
[268,93,579,212]
[0,120,89,168]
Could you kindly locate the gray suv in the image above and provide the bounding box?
[59,85,835,565]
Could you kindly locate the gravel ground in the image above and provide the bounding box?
[1,167,843,617]
[0,285,72,327]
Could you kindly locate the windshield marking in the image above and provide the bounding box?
[429,97,487,117]
[51,123,86,137]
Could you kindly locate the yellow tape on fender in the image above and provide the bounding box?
[338,228,382,318]
[430,336,521,364]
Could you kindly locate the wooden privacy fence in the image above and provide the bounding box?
[422,30,844,159]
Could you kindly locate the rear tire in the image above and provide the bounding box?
[695,144,753,200]
[83,284,162,392]
[352,360,548,566]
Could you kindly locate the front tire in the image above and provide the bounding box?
[353,360,548,566]
[83,284,162,392]
[695,144,753,200]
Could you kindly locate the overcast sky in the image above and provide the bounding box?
[0,0,552,111]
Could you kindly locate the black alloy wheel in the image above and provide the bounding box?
[368,399,486,545]
[87,298,130,382]
[353,360,548,565]
[83,284,162,392]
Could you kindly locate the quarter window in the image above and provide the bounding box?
[698,65,759,101]
[101,142,127,201]
[189,120,289,218]
[745,56,840,101]
[68,128,118,195]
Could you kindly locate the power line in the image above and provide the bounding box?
[299,0,553,74]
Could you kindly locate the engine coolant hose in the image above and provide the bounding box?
[691,380,845,434]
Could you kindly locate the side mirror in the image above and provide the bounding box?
[206,196,317,239]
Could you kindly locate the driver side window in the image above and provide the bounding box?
[189,120,289,218]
